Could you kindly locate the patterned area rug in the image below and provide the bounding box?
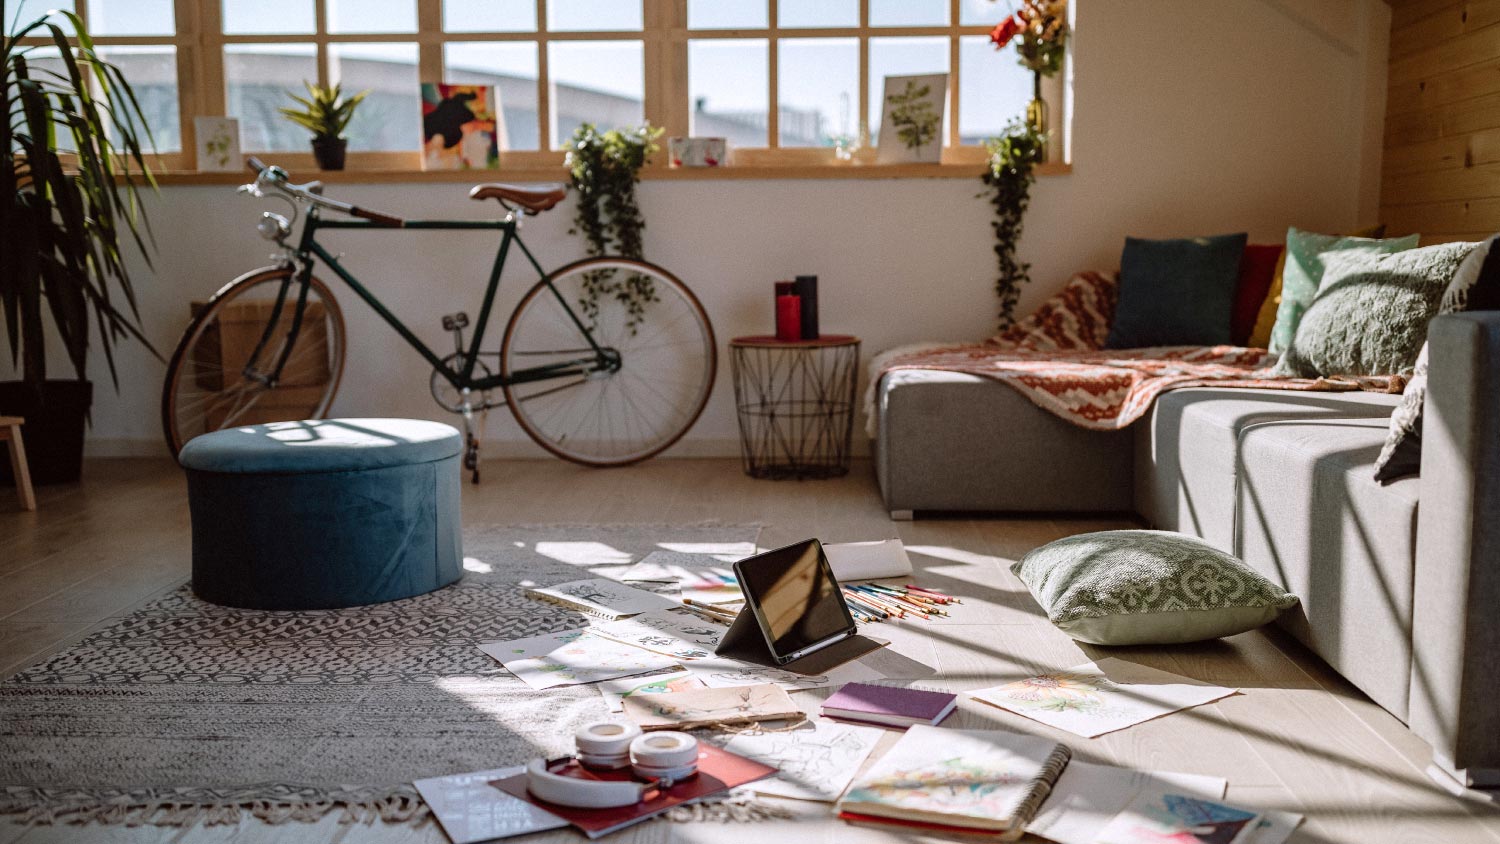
[0,523,760,827]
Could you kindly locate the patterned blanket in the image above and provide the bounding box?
[868,272,1404,432]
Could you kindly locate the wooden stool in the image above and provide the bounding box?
[1,417,36,511]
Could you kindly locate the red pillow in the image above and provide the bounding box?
[1232,243,1283,346]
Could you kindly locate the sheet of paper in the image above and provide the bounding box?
[705,720,883,802]
[1243,808,1305,844]
[412,766,568,843]
[527,578,680,619]
[1027,761,1228,844]
[1094,790,1262,844]
[685,655,885,692]
[969,657,1237,738]
[598,669,705,712]
[477,629,679,690]
[617,550,745,604]
[589,607,729,660]
[824,539,913,581]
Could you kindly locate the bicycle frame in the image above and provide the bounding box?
[249,207,610,395]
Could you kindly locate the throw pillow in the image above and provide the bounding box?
[1105,232,1247,349]
[1248,223,1384,349]
[1267,227,1419,355]
[1373,235,1499,483]
[1231,243,1283,346]
[1273,241,1476,378]
[1011,530,1299,646]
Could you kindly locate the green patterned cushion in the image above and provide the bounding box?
[1011,530,1299,645]
[1267,227,1418,355]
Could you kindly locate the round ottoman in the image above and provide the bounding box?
[180,418,464,610]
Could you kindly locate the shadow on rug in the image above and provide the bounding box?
[0,523,762,827]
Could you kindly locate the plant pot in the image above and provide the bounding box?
[311,136,348,171]
[0,380,93,485]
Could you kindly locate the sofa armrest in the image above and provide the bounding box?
[1410,312,1500,785]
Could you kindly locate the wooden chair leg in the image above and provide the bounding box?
[6,424,36,512]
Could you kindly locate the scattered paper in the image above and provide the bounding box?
[589,607,729,660]
[478,629,679,690]
[1027,761,1228,844]
[598,669,705,712]
[525,578,680,620]
[412,766,567,843]
[970,658,1237,738]
[617,550,744,604]
[685,656,885,692]
[1094,791,1262,844]
[704,720,883,802]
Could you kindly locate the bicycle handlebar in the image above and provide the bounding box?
[242,157,405,228]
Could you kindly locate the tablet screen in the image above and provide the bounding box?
[735,540,854,659]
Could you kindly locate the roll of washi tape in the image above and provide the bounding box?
[629,731,699,782]
[575,721,642,769]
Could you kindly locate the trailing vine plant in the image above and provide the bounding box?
[979,120,1046,331]
[564,122,664,332]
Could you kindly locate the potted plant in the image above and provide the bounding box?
[279,82,368,171]
[1,4,160,484]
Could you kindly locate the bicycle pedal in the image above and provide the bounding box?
[441,312,470,331]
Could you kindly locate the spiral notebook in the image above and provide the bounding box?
[524,579,679,620]
[836,724,1071,839]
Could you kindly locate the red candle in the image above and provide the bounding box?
[775,282,801,342]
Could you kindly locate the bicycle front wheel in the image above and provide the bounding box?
[501,257,716,466]
[161,266,347,456]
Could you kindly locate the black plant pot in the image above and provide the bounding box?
[0,380,93,485]
[311,136,348,171]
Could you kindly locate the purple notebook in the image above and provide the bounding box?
[820,682,957,728]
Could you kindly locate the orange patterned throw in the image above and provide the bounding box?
[872,272,1404,431]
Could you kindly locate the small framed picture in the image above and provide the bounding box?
[668,137,727,167]
[421,83,503,170]
[194,116,241,172]
[875,73,948,165]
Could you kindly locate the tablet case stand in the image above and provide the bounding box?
[715,609,885,674]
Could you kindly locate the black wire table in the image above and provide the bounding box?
[729,335,861,479]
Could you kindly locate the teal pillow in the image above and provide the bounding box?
[1010,530,1299,645]
[1273,241,1475,378]
[1105,232,1247,349]
[1267,227,1419,354]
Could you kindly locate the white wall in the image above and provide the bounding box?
[6,0,1392,458]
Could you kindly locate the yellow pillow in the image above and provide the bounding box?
[1247,223,1388,349]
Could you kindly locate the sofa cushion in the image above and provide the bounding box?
[1232,244,1284,346]
[1236,417,1420,719]
[1012,529,1298,645]
[1268,227,1419,355]
[1134,388,1400,551]
[1106,232,1247,349]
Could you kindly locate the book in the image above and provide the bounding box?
[623,683,803,730]
[820,681,957,727]
[489,743,776,839]
[835,724,1071,840]
[412,766,568,843]
[524,578,679,620]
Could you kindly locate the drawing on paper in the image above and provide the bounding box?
[845,756,1028,815]
[993,670,1116,714]
[709,721,882,802]
[477,629,678,690]
[1095,792,1261,844]
[590,608,727,660]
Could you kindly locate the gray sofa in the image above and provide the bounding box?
[873,312,1500,787]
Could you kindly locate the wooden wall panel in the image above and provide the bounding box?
[1382,0,1500,240]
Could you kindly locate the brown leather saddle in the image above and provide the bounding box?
[469,183,568,215]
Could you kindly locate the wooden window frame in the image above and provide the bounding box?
[14,0,1071,181]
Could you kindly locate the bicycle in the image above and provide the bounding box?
[161,158,717,481]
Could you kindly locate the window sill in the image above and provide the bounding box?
[143,161,1073,187]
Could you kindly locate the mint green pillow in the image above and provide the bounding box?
[1011,530,1299,645]
[1267,227,1419,354]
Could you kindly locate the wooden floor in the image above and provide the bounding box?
[2,457,1497,843]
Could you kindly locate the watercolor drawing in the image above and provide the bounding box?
[1095,792,1261,844]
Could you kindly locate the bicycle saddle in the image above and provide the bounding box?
[469,183,568,215]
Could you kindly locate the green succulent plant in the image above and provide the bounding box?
[278,82,368,140]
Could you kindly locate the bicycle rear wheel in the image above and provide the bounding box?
[161,266,346,456]
[501,257,716,466]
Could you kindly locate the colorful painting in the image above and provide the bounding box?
[1094,792,1262,844]
[476,628,677,690]
[598,668,704,712]
[421,83,501,170]
[969,658,1237,738]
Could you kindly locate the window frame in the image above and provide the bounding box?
[12,0,1071,179]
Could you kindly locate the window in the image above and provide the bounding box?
[7,0,1067,175]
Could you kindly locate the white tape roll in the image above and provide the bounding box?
[575,721,642,756]
[629,731,699,770]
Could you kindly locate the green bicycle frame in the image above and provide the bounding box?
[248,207,611,394]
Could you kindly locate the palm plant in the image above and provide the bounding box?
[2,2,159,387]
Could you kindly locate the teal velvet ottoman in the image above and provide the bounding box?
[180,418,464,610]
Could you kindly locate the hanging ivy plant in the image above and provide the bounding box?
[565,122,663,331]
[979,120,1046,331]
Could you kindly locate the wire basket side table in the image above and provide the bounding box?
[729,335,860,479]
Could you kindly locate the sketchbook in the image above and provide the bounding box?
[589,607,728,660]
[524,578,680,620]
